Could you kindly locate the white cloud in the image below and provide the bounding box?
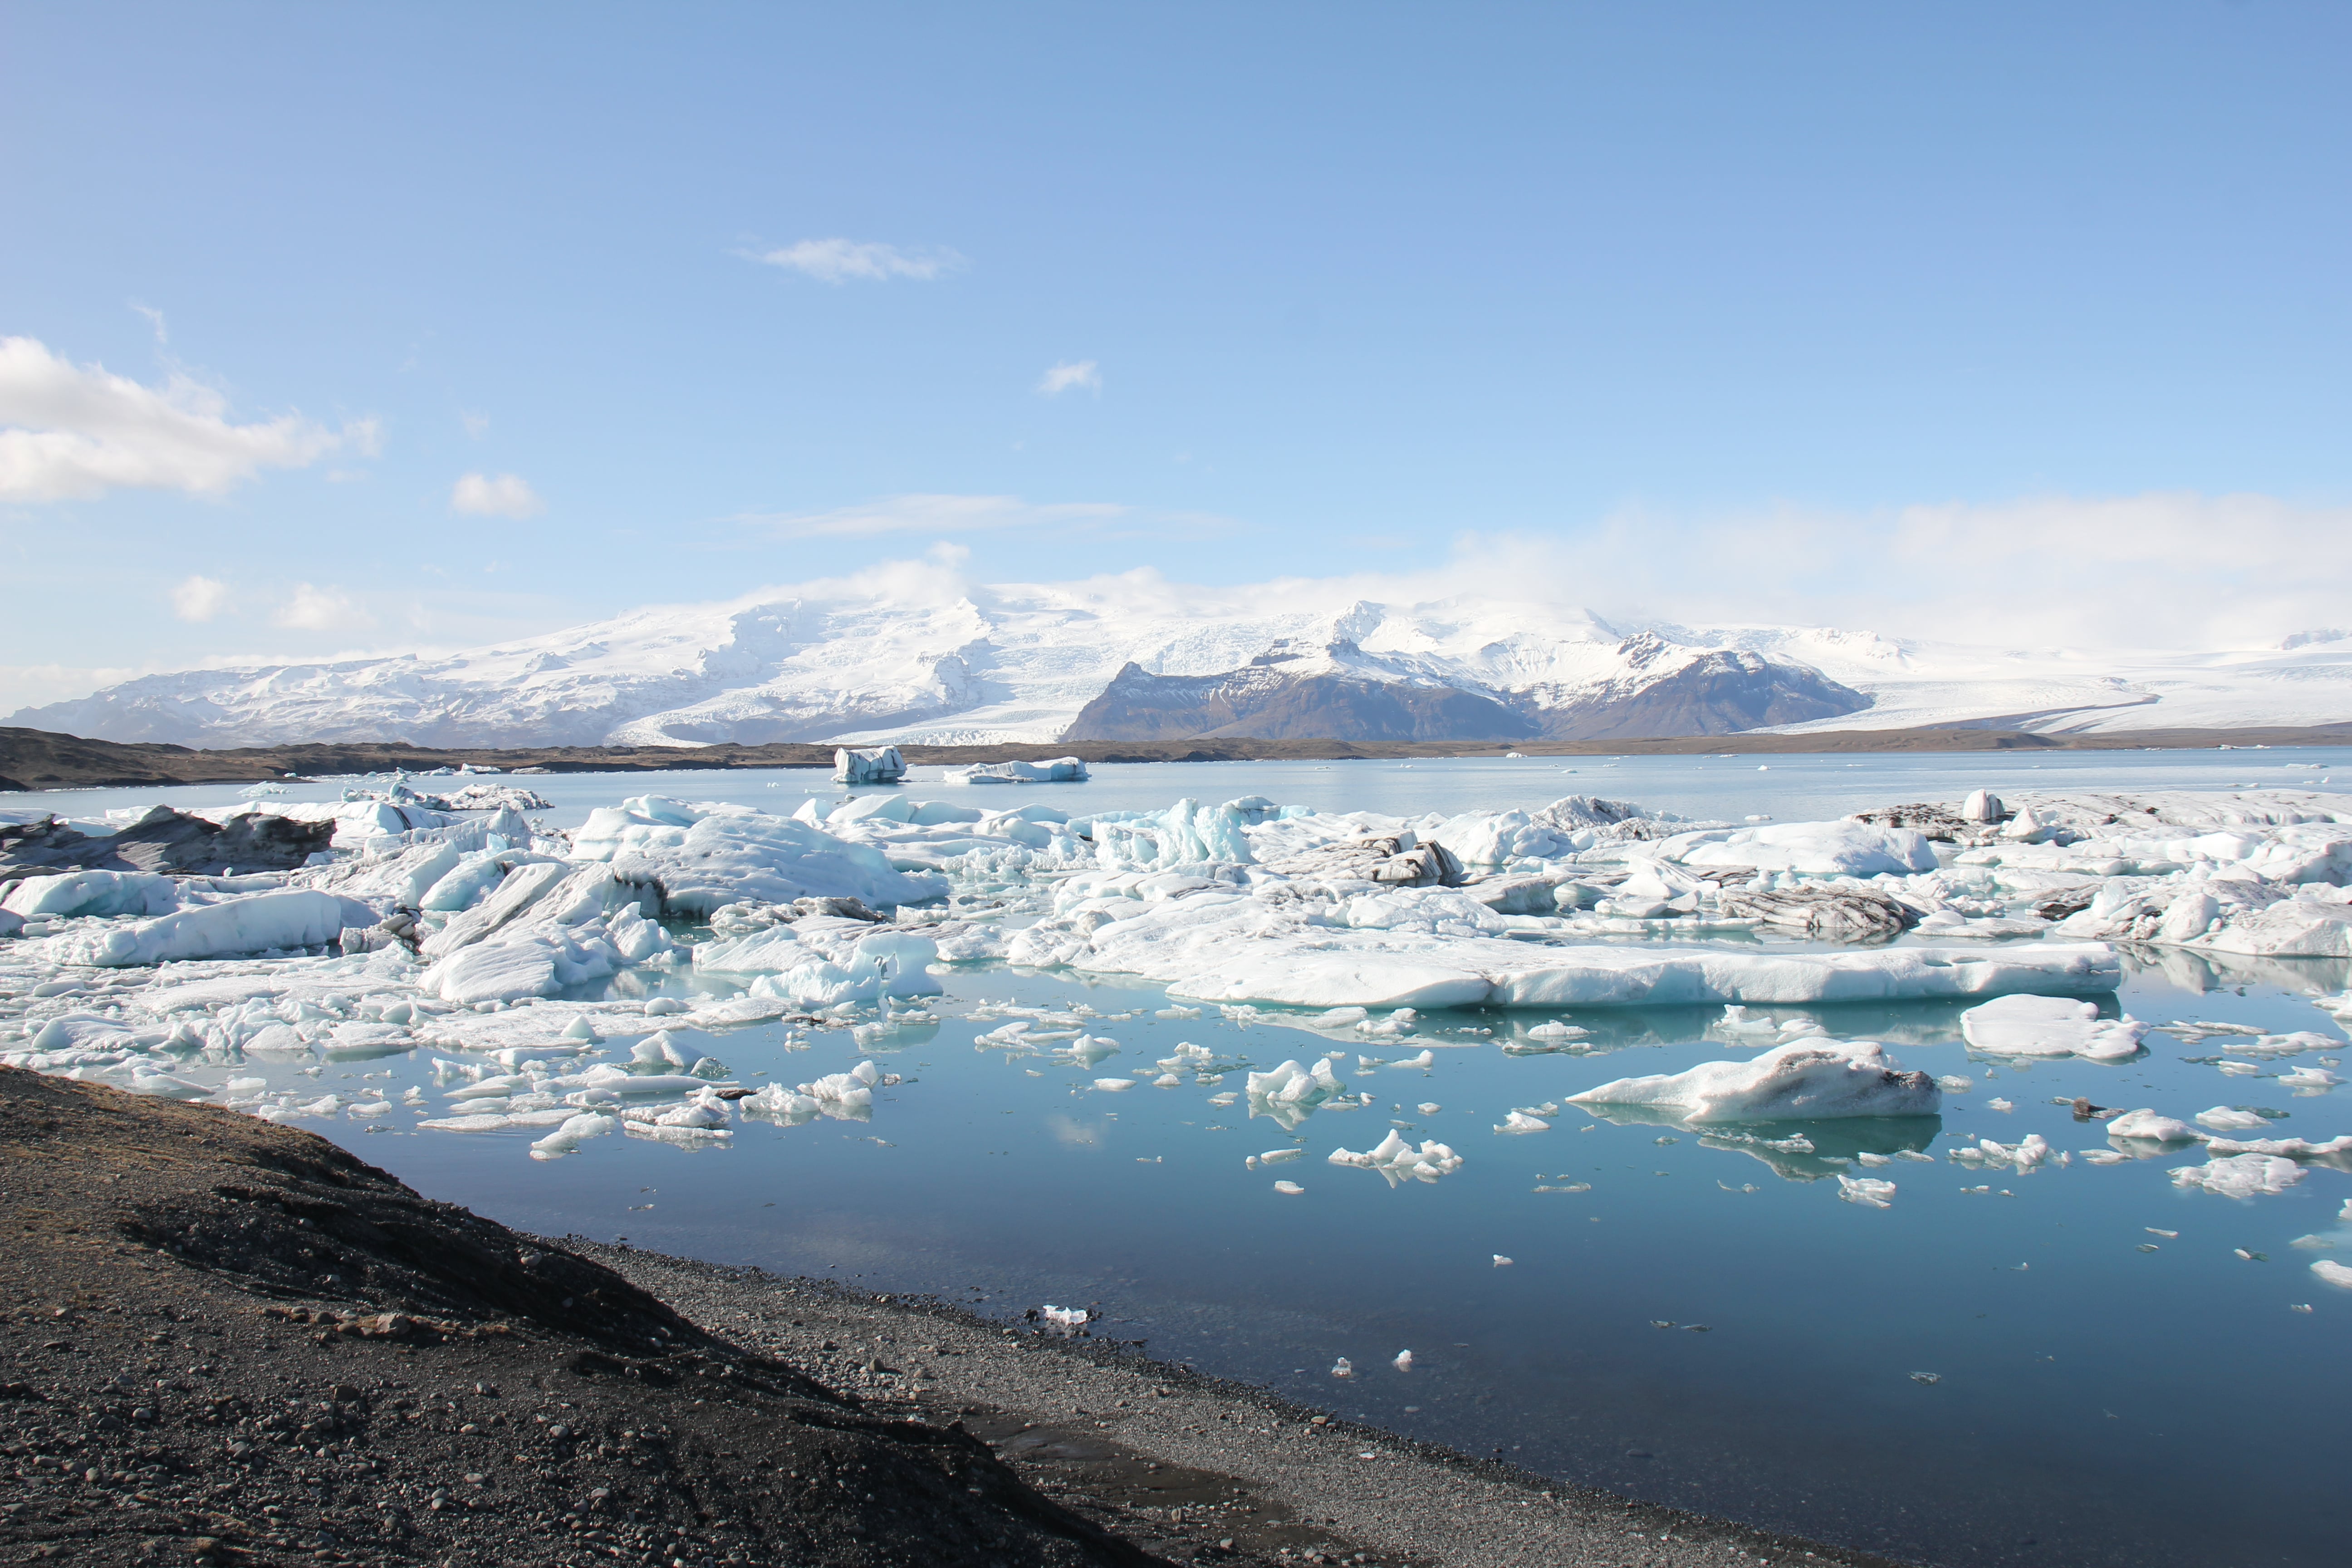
[1435,491,2352,653]
[451,471,544,519]
[746,492,1128,540]
[0,336,376,502]
[0,662,148,714]
[274,583,373,632]
[750,238,964,284]
[1037,360,1101,397]
[171,575,230,622]
[129,303,168,344]
[459,410,490,439]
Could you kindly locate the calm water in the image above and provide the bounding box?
[13,750,2352,1567]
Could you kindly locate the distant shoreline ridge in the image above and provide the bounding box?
[5,721,2350,793]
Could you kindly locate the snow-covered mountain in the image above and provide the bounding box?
[10,577,2352,748]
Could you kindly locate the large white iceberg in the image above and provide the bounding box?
[571,795,947,914]
[51,890,358,967]
[1568,1040,1942,1122]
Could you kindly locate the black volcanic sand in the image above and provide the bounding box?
[8,721,2351,791]
[0,1069,1907,1568]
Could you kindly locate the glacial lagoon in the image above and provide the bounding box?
[8,750,2352,1568]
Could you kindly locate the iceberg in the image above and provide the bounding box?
[50,890,356,967]
[833,746,906,784]
[1959,995,2148,1060]
[1,869,180,919]
[573,795,946,914]
[1327,1131,1464,1186]
[1245,1058,1348,1131]
[1661,821,1940,877]
[1567,1040,1941,1122]
[2171,1153,2305,1198]
[2106,1108,2204,1143]
[940,757,1089,785]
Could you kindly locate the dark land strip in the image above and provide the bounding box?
[7,723,2351,792]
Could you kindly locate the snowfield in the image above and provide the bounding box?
[12,575,2351,747]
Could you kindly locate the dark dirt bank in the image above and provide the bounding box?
[6,722,2351,791]
[0,1070,1910,1568]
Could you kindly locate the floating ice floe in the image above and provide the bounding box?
[1246,1058,1349,1131]
[1327,1131,1464,1186]
[940,757,1088,785]
[2312,1260,2352,1289]
[1960,995,2149,1061]
[2105,1108,2205,1143]
[1837,1175,1898,1208]
[1568,1040,1940,1122]
[2171,1154,2306,1198]
[2195,1107,2278,1133]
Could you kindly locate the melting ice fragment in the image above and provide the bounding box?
[2171,1154,2306,1199]
[2310,1260,2352,1289]
[1568,1040,1940,1122]
[1331,1357,1354,1377]
[2195,1107,2275,1132]
[1838,1175,1897,1208]
[1245,1058,1348,1131]
[1327,1131,1465,1186]
[1960,995,2148,1061]
[1392,1350,1414,1372]
[529,1112,618,1161]
[1493,1110,1551,1134]
[1274,1180,1305,1195]
[2107,1108,2204,1143]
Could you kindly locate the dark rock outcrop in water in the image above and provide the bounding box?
[0,804,336,887]
[1064,635,1870,743]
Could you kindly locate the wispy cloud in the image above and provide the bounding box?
[1037,359,1101,397]
[451,471,544,519]
[748,238,965,284]
[171,575,230,622]
[273,583,372,632]
[129,303,168,345]
[0,336,376,502]
[744,492,1127,540]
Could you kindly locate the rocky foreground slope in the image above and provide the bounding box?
[0,1072,1878,1568]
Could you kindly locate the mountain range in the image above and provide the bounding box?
[12,579,2352,749]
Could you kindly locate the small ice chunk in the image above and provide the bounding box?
[1938,1075,1973,1093]
[1987,1098,2014,1112]
[1331,1357,1354,1377]
[1040,1304,1089,1328]
[2107,1108,2204,1142]
[1392,1350,1414,1372]
[1492,1254,1514,1267]
[1093,1077,1136,1092]
[529,1112,617,1160]
[1492,1110,1551,1134]
[1328,1131,1465,1186]
[1838,1175,1897,1209]
[2195,1107,2274,1132]
[1417,1102,1442,1115]
[2310,1259,2352,1289]
[1274,1180,1305,1195]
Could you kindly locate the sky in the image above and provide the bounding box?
[3,1,2349,711]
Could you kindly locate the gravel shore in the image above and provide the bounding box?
[0,1068,1906,1568]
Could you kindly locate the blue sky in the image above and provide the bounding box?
[4,1,2349,707]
